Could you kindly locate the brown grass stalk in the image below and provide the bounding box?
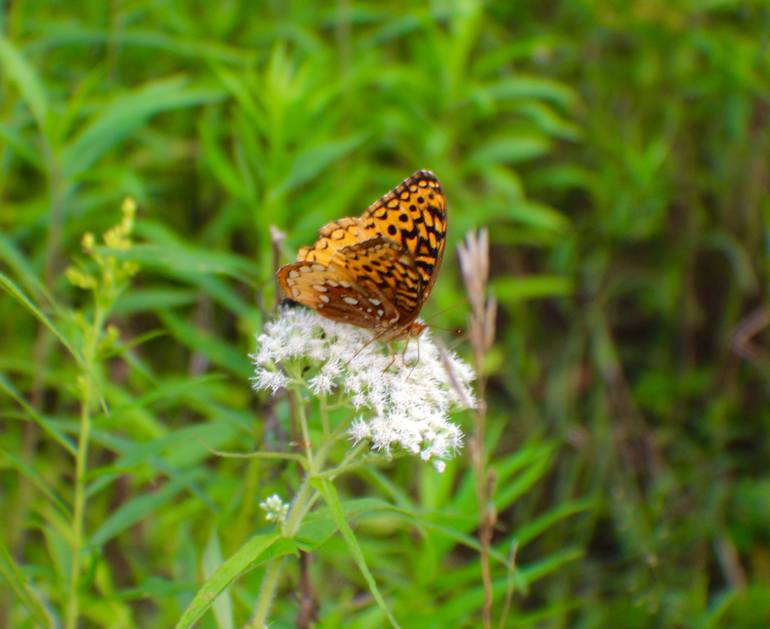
[457,229,497,629]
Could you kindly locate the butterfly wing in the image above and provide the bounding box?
[276,259,399,330]
[330,236,425,325]
[296,217,369,265]
[276,170,447,336]
[294,170,447,301]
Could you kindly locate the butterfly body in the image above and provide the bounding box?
[277,170,446,341]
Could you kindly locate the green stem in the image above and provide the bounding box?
[248,474,318,628]
[288,382,313,468]
[283,475,315,537]
[65,305,103,629]
[246,558,285,629]
[248,369,363,627]
[248,378,321,628]
[317,443,368,480]
[320,393,330,437]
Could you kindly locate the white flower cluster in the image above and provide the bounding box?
[259,493,289,523]
[252,307,475,469]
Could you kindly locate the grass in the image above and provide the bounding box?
[2,1,770,627]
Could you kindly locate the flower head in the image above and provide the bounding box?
[259,494,289,523]
[252,307,475,468]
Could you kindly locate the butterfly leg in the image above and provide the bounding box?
[383,344,397,373]
[405,337,421,379]
[399,338,410,367]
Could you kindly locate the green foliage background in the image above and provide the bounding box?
[2,1,770,627]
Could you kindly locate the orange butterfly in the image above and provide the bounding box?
[277,170,447,341]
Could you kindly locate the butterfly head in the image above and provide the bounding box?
[379,320,426,342]
[403,321,427,338]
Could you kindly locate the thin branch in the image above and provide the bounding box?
[296,551,318,628]
[457,228,498,629]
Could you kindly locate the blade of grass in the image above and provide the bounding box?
[176,533,296,629]
[0,538,55,629]
[0,272,82,366]
[203,531,235,629]
[315,478,401,629]
[0,33,48,128]
[88,471,203,548]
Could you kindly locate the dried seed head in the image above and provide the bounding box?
[458,229,496,369]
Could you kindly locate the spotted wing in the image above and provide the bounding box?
[331,236,425,324]
[295,170,447,300]
[359,169,447,300]
[277,170,447,332]
[276,260,399,330]
[296,217,370,265]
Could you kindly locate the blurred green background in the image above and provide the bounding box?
[2,1,770,627]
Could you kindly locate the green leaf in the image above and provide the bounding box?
[113,287,198,315]
[484,75,577,108]
[315,478,401,628]
[0,122,45,169]
[0,271,82,365]
[276,135,365,195]
[494,447,554,511]
[0,446,71,518]
[176,533,296,629]
[116,576,195,601]
[518,547,583,584]
[492,275,573,304]
[0,34,48,128]
[158,311,252,379]
[467,135,551,168]
[89,471,203,548]
[510,498,594,548]
[0,373,76,455]
[203,531,234,629]
[504,199,570,232]
[61,77,223,179]
[0,235,49,302]
[296,497,396,549]
[0,538,55,629]
[102,243,254,283]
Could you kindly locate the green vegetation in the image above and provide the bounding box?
[2,1,770,627]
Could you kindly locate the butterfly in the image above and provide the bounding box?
[277,170,447,341]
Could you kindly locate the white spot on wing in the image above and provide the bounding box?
[319,294,330,303]
[343,297,359,305]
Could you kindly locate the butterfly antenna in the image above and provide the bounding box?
[424,296,469,321]
[447,329,469,352]
[421,296,469,336]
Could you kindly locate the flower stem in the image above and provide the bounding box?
[247,558,285,629]
[320,393,330,437]
[318,442,368,480]
[288,381,313,467]
[65,389,92,629]
[248,379,324,627]
[248,474,318,628]
[65,305,104,629]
